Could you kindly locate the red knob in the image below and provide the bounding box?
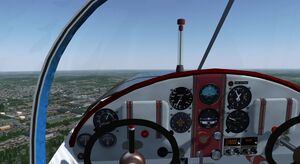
[128,124,135,129]
[141,130,149,138]
[177,18,185,25]
[177,18,185,31]
[271,126,278,133]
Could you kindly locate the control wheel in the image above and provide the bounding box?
[265,116,300,164]
[83,119,180,164]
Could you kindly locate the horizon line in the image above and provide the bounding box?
[1,68,300,73]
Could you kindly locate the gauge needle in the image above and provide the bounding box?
[106,114,111,120]
[235,90,241,101]
[176,95,184,106]
[229,117,236,121]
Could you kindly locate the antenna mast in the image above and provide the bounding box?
[176,18,185,72]
[198,0,235,70]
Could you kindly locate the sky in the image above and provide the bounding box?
[0,0,300,71]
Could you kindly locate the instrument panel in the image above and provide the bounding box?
[60,72,300,163]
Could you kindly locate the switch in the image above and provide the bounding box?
[213,131,222,140]
[211,149,222,160]
[250,147,257,154]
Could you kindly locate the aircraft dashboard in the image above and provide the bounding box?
[50,69,300,163]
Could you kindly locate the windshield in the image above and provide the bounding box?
[1,0,300,163]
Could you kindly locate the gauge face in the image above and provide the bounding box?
[226,110,250,133]
[199,84,220,105]
[99,133,117,147]
[227,85,252,110]
[93,108,119,128]
[198,108,219,129]
[77,133,91,148]
[169,87,193,110]
[170,112,192,133]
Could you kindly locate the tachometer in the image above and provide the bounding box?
[170,112,192,133]
[198,108,219,129]
[227,85,252,110]
[93,108,119,128]
[225,110,249,133]
[169,87,193,110]
[199,84,220,105]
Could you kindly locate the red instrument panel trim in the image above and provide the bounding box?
[258,98,266,135]
[69,69,300,147]
[126,101,133,119]
[156,100,162,138]
[286,98,293,121]
[191,74,226,157]
[285,98,293,134]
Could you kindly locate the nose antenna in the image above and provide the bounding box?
[176,18,185,72]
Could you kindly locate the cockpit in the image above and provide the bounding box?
[20,0,300,164]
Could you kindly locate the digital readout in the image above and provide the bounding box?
[224,138,241,146]
[241,137,257,146]
[224,137,258,147]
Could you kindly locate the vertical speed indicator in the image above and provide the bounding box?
[169,87,193,110]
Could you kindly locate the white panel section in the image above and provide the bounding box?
[224,75,300,138]
[121,100,169,128]
[69,76,193,161]
[252,98,298,134]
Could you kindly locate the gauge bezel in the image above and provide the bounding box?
[199,84,220,105]
[98,133,117,147]
[227,85,252,110]
[170,112,192,133]
[169,87,193,110]
[77,133,91,148]
[198,108,219,129]
[225,110,250,133]
[93,108,119,128]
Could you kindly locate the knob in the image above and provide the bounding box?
[120,151,145,164]
[225,149,232,155]
[157,147,169,157]
[213,131,222,140]
[211,149,222,160]
[242,149,249,155]
[250,147,257,154]
[233,148,240,155]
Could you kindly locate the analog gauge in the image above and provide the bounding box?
[199,84,220,105]
[99,133,117,147]
[77,133,91,148]
[170,112,192,133]
[198,108,219,129]
[227,85,252,110]
[169,87,193,110]
[93,108,119,128]
[226,110,250,133]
